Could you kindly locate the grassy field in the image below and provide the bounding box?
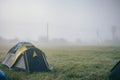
[0,45,120,80]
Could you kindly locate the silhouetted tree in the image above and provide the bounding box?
[75,38,81,43]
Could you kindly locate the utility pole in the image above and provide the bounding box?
[111,26,117,40]
[96,28,103,45]
[47,22,49,41]
[96,30,101,44]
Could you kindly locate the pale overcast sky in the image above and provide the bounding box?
[0,0,120,42]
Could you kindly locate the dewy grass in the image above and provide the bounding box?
[0,45,120,80]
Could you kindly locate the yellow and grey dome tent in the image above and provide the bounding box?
[2,42,53,73]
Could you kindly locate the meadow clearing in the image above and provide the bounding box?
[0,44,120,80]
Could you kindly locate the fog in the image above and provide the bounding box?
[0,0,120,44]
